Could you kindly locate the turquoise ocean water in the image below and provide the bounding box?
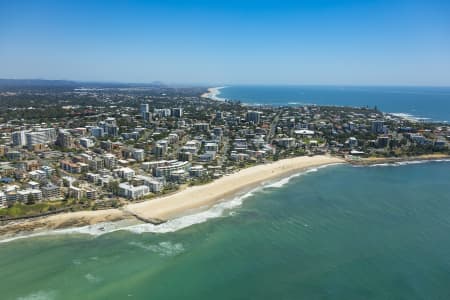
[218,85,450,122]
[1,161,450,299]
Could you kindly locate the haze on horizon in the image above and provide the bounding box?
[0,0,449,86]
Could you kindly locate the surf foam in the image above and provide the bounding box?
[0,164,341,242]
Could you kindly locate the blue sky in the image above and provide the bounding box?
[0,0,449,85]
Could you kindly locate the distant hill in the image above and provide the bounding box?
[0,79,166,91]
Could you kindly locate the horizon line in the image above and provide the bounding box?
[1,78,450,89]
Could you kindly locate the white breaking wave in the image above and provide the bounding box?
[0,219,137,243]
[84,273,103,284]
[390,112,434,122]
[128,241,185,256]
[122,190,256,234]
[264,166,323,188]
[16,290,57,300]
[368,159,450,168]
[1,164,340,242]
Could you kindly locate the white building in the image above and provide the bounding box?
[276,137,295,148]
[25,128,57,147]
[115,167,135,180]
[12,130,28,147]
[347,137,358,148]
[118,183,149,199]
[189,165,206,177]
[133,149,145,161]
[103,153,117,169]
[205,142,218,153]
[80,138,95,148]
[41,183,61,200]
[17,189,42,203]
[154,108,171,118]
[155,161,191,177]
[140,103,150,121]
[134,175,164,193]
[0,191,6,208]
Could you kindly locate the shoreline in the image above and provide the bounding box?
[124,155,344,221]
[201,86,226,101]
[0,155,343,239]
[347,153,450,166]
[1,154,449,241]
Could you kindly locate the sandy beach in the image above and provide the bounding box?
[0,209,127,237]
[201,86,226,101]
[0,155,343,237]
[125,155,344,221]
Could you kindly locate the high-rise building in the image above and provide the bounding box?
[91,127,104,138]
[133,149,145,161]
[153,108,171,118]
[56,130,73,149]
[12,131,27,147]
[25,128,57,148]
[371,120,385,134]
[172,107,183,118]
[140,103,151,121]
[246,111,262,124]
[99,118,119,137]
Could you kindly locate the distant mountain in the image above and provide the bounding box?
[0,79,166,91]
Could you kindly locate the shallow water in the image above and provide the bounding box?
[2,162,450,299]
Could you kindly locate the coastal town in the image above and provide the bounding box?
[0,81,449,221]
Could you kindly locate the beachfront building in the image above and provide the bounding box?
[42,183,61,200]
[17,189,42,203]
[276,137,296,148]
[134,175,164,193]
[155,161,191,177]
[347,137,358,148]
[118,183,149,199]
[189,165,207,177]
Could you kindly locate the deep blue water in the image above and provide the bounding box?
[218,85,450,122]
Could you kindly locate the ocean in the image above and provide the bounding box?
[217,85,450,122]
[2,161,450,300]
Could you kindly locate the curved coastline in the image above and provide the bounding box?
[1,154,449,242]
[201,86,227,101]
[0,155,343,240]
